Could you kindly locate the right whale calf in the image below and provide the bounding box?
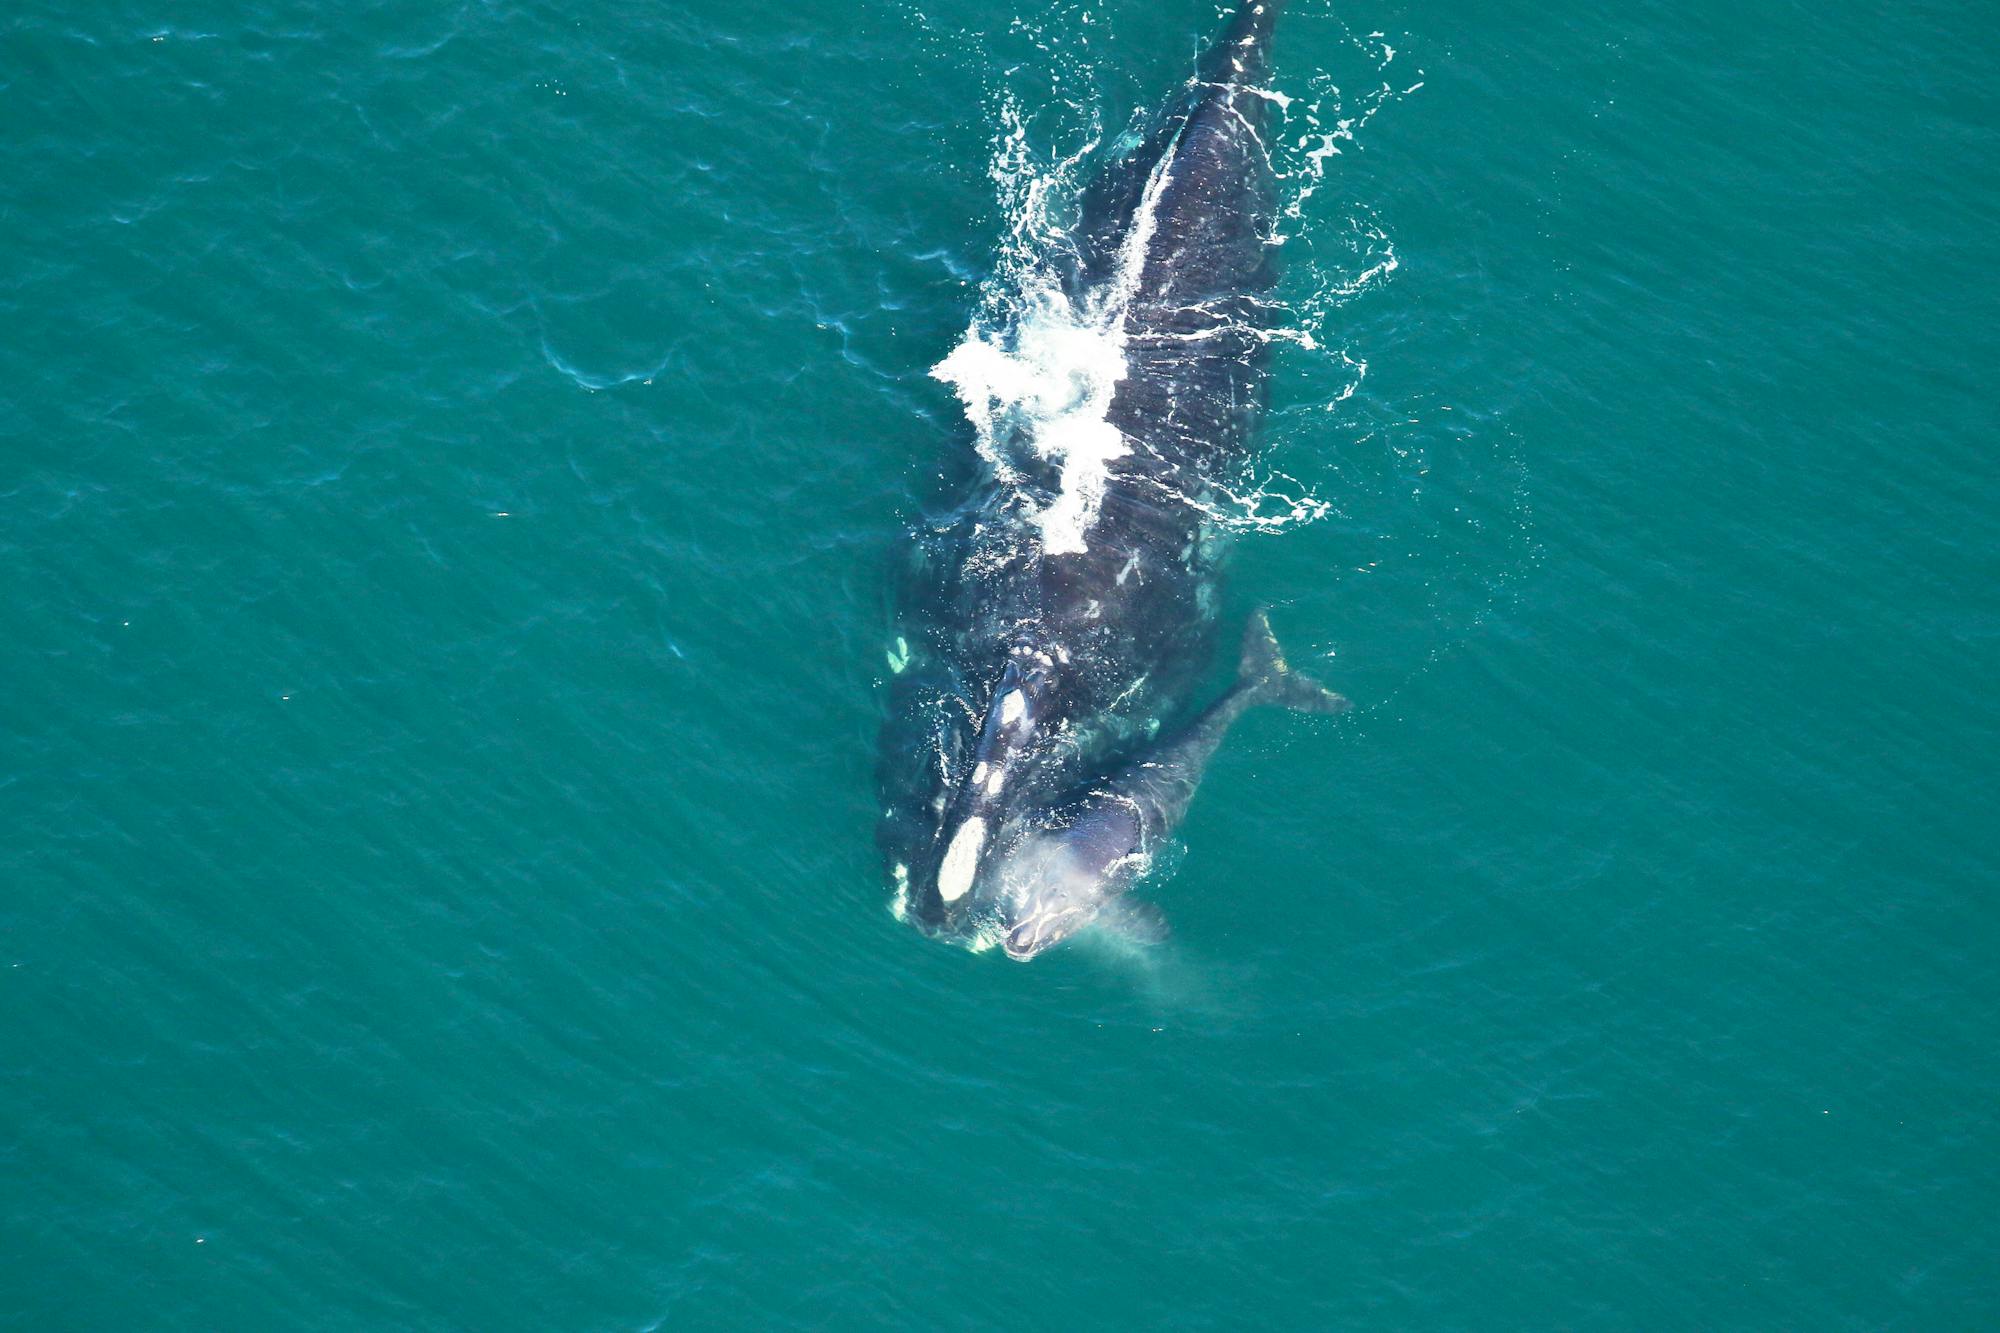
[879,0,1350,958]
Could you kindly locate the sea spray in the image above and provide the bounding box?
[927,35,1418,551]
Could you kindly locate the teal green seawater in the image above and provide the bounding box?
[5,0,1997,1327]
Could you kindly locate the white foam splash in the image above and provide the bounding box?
[933,98,1180,556]
[932,284,1131,555]
[929,20,1423,550]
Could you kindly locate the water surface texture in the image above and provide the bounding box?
[4,1,1996,1327]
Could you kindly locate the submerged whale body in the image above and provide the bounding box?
[879,0,1346,959]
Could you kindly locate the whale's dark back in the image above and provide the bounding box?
[1074,1,1283,303]
[1079,0,1286,493]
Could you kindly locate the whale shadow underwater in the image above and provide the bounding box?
[878,0,1350,960]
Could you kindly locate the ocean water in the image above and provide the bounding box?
[4,0,1995,1327]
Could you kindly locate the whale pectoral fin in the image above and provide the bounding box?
[1102,898,1170,946]
[1239,608,1351,714]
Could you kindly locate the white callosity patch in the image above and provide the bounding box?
[998,688,1027,727]
[969,758,1006,797]
[937,816,988,903]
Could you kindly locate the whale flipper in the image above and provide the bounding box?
[993,612,1341,958]
[1028,611,1345,896]
[1237,608,1350,716]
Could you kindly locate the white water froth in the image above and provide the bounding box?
[932,287,1130,556]
[932,100,1179,557]
[929,24,1422,551]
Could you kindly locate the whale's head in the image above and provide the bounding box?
[884,639,1161,958]
[991,801,1147,960]
[883,646,1090,947]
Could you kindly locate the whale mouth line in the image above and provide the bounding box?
[1001,900,1094,961]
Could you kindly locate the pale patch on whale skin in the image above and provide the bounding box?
[999,689,1027,727]
[937,817,988,903]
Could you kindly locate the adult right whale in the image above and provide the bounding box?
[879,0,1348,959]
